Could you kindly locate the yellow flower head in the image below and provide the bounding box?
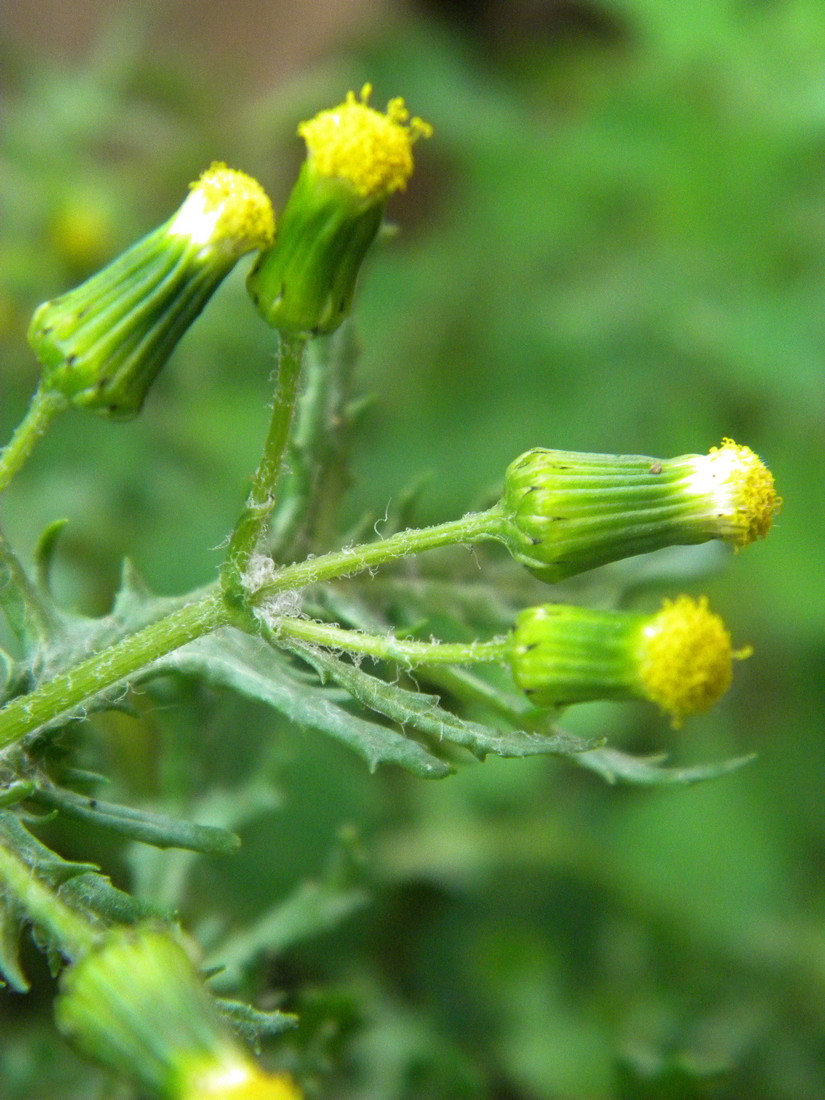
[170,163,275,257]
[298,85,432,200]
[636,595,750,727]
[686,438,780,548]
[184,1062,302,1100]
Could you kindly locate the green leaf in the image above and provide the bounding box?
[0,892,29,992]
[28,785,241,855]
[293,643,602,762]
[150,629,452,779]
[57,870,168,926]
[0,811,98,885]
[215,998,298,1044]
[0,525,63,653]
[207,875,369,993]
[572,745,757,786]
[0,781,34,808]
[32,518,70,594]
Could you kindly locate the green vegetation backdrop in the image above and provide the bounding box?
[1,2,823,1097]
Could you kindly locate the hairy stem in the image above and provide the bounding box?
[0,589,226,750]
[0,507,507,749]
[268,615,510,666]
[0,387,67,495]
[253,505,507,597]
[222,334,306,601]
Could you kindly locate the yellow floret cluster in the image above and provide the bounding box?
[704,438,781,547]
[636,595,748,727]
[187,162,275,254]
[184,1062,302,1100]
[298,85,433,199]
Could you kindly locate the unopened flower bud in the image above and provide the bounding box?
[29,165,274,419]
[510,595,749,726]
[247,84,432,336]
[499,440,780,582]
[55,926,300,1100]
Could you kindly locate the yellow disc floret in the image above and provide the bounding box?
[692,438,781,548]
[298,84,433,199]
[636,595,747,726]
[172,163,275,256]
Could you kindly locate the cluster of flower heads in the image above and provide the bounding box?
[25,82,783,730]
[24,84,781,1095]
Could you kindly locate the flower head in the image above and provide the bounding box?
[170,163,275,257]
[681,438,779,548]
[247,85,431,336]
[510,596,747,726]
[56,926,300,1100]
[635,595,749,726]
[29,164,274,419]
[498,439,780,582]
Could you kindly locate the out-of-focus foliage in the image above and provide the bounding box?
[1,2,824,1097]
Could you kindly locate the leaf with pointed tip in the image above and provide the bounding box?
[29,785,240,855]
[32,518,70,594]
[293,643,602,763]
[572,744,757,786]
[150,629,451,779]
[0,526,62,652]
[215,998,298,1044]
[0,781,33,808]
[57,870,169,926]
[0,811,99,884]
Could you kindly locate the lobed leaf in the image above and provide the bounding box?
[150,628,452,779]
[572,744,757,786]
[292,642,602,762]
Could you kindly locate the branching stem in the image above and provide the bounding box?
[0,506,508,749]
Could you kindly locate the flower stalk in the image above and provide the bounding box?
[0,386,68,495]
[221,332,307,605]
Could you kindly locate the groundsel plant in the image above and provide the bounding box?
[0,85,780,1097]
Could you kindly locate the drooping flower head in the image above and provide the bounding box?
[29,164,274,419]
[248,86,432,336]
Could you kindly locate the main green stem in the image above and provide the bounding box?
[0,506,506,749]
[0,841,98,959]
[0,589,226,751]
[0,386,67,495]
[222,334,306,601]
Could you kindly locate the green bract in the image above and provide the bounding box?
[247,164,384,336]
[247,87,430,336]
[499,441,779,582]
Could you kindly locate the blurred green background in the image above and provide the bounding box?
[1,2,824,1097]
